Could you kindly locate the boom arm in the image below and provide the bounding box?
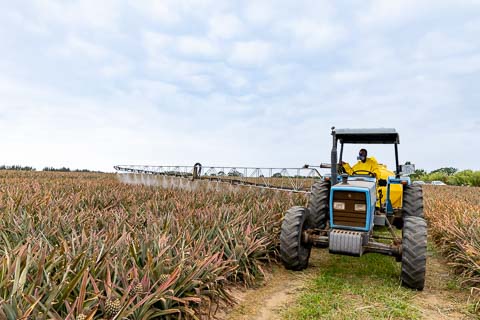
[114,163,325,193]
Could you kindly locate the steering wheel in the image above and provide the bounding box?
[352,170,376,177]
[337,164,346,174]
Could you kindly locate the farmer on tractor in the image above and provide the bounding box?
[280,128,427,291]
[340,148,380,177]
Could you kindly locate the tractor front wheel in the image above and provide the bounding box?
[280,206,312,270]
[401,216,427,290]
[306,181,330,229]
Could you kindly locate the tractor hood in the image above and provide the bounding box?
[329,179,376,232]
[331,179,376,208]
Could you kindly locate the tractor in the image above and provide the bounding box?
[279,127,427,290]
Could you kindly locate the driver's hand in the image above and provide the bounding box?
[339,161,346,165]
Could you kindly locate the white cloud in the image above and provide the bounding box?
[130,0,229,29]
[100,62,131,78]
[144,32,220,61]
[223,70,248,90]
[341,37,400,69]
[60,36,110,60]
[32,0,120,31]
[144,53,212,92]
[332,70,375,84]
[184,74,214,93]
[358,0,428,27]
[129,1,181,26]
[255,64,300,95]
[414,32,475,61]
[177,36,220,58]
[465,19,480,34]
[287,19,347,51]
[208,14,244,39]
[229,40,272,67]
[410,53,480,77]
[357,0,479,29]
[128,79,179,103]
[6,11,49,35]
[244,2,274,25]
[142,31,173,56]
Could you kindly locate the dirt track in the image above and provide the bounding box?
[219,249,476,320]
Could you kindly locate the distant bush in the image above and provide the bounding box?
[228,170,243,177]
[425,171,449,183]
[73,169,104,173]
[43,166,71,172]
[416,169,480,187]
[447,170,480,187]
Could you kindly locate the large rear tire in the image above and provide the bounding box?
[306,181,330,229]
[401,216,427,290]
[395,184,424,229]
[402,185,424,218]
[280,206,311,271]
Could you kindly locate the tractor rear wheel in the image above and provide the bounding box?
[402,185,424,218]
[280,206,312,270]
[401,216,427,290]
[395,185,424,229]
[306,181,330,229]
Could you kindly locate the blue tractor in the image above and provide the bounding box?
[279,127,427,290]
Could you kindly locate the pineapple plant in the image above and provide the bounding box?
[134,281,145,294]
[129,280,145,296]
[105,298,121,318]
[159,274,170,285]
[76,314,87,320]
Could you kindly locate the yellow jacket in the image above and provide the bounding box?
[342,156,380,177]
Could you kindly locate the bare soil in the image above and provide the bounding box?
[218,250,476,320]
[415,252,474,320]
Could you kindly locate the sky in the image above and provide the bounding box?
[0,0,479,173]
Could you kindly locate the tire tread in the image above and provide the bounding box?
[280,206,311,270]
[401,216,427,290]
[306,181,330,229]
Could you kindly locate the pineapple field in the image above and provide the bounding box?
[0,171,304,319]
[0,171,479,319]
[423,185,480,311]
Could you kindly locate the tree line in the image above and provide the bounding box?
[0,165,35,171]
[0,165,102,173]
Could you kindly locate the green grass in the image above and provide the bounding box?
[282,253,421,320]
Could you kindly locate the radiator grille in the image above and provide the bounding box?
[332,191,367,227]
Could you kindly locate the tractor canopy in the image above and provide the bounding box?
[330,127,401,183]
[334,128,399,144]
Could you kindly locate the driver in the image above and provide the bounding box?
[340,148,380,177]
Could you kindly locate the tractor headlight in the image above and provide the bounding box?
[354,203,366,212]
[333,202,345,210]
